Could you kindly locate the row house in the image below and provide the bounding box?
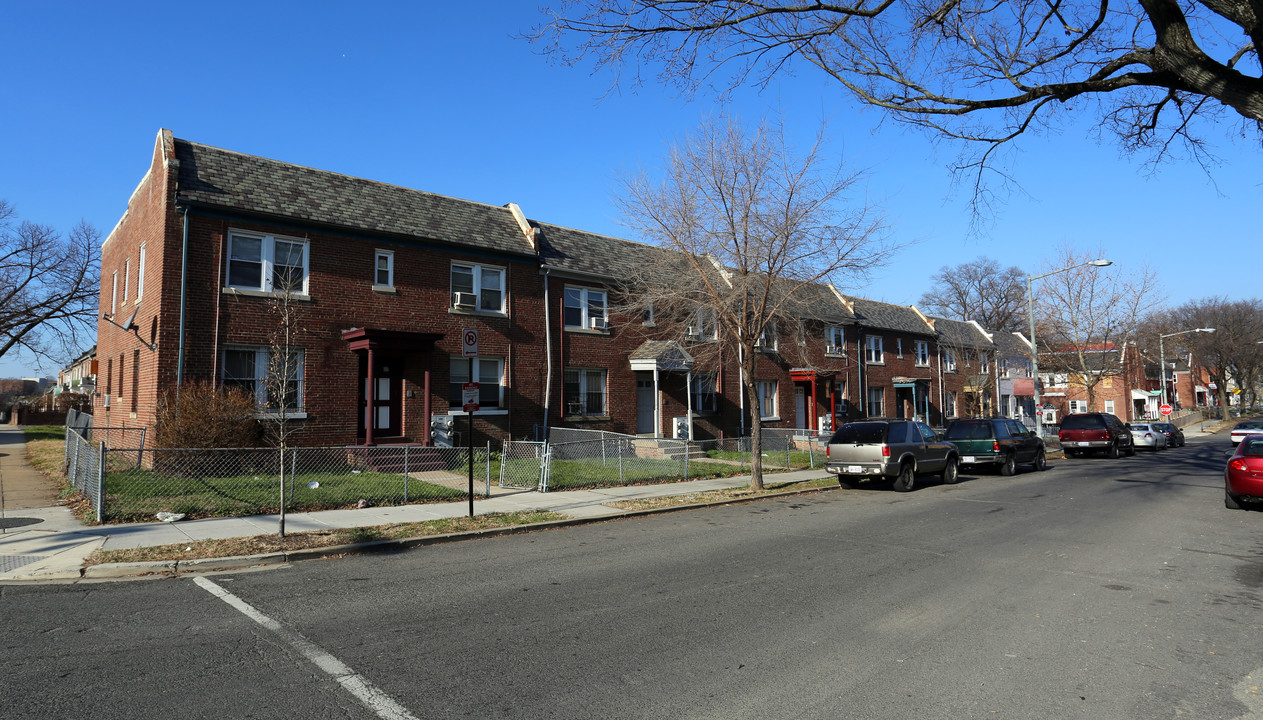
[56,346,98,398]
[96,130,1038,448]
[1036,342,1162,421]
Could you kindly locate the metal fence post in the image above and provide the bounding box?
[69,432,79,490]
[485,441,491,497]
[96,442,105,523]
[403,446,410,503]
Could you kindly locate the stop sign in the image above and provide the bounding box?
[1159,403,1172,416]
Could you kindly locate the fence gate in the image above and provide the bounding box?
[500,441,546,490]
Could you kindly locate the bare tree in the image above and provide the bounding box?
[1034,245,1164,411]
[532,2,1263,208]
[263,260,307,537]
[1175,297,1263,417]
[919,257,1028,332]
[614,115,895,489]
[0,200,100,368]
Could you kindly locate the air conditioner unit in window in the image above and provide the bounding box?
[453,292,477,309]
[685,326,699,339]
[826,345,842,355]
[591,317,608,330]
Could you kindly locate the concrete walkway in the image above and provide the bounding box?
[0,424,832,582]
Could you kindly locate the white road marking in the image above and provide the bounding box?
[193,576,420,720]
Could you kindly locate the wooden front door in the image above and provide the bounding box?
[361,356,403,440]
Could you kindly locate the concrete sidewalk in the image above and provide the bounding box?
[0,426,831,582]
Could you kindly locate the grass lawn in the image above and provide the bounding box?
[543,457,749,490]
[704,448,822,470]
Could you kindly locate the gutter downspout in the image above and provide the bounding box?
[541,266,552,441]
[176,204,191,395]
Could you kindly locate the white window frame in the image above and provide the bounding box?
[691,372,718,414]
[825,326,845,355]
[690,307,717,340]
[643,302,655,326]
[449,356,506,412]
[867,386,884,417]
[979,352,990,373]
[374,249,394,290]
[865,335,884,364]
[755,380,778,420]
[914,340,930,367]
[946,390,957,418]
[1070,400,1087,413]
[222,346,305,414]
[136,243,146,302]
[450,262,506,314]
[226,230,310,295]
[110,271,118,315]
[757,322,777,351]
[564,368,608,417]
[896,337,903,358]
[123,257,130,304]
[944,349,957,373]
[563,286,608,330]
[1104,399,1115,414]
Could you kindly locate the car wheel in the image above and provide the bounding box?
[999,453,1017,476]
[1107,442,1120,459]
[1226,490,1242,510]
[892,462,915,492]
[1033,449,1047,471]
[941,457,960,484]
[1125,442,1136,457]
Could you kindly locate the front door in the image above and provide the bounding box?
[361,356,402,440]
[795,386,807,428]
[636,376,655,434]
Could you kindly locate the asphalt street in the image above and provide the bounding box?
[2,429,1260,719]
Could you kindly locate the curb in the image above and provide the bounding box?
[72,480,844,580]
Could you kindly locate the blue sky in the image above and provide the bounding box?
[2,1,1258,378]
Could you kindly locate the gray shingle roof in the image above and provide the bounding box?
[845,296,933,335]
[993,331,1032,359]
[173,138,534,257]
[932,316,993,350]
[534,222,678,280]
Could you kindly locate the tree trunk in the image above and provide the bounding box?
[743,378,764,491]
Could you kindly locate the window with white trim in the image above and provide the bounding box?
[110,271,118,315]
[865,335,884,364]
[564,286,607,329]
[757,322,777,351]
[825,326,845,355]
[374,249,394,288]
[690,307,717,340]
[691,372,718,413]
[222,347,305,410]
[449,357,505,409]
[123,257,131,303]
[945,391,957,418]
[136,243,146,301]
[867,386,884,417]
[914,340,930,366]
[450,262,505,313]
[564,368,607,416]
[227,231,309,293]
[896,338,903,358]
[1070,400,1087,413]
[944,349,957,372]
[979,352,989,372]
[1104,399,1115,414]
[756,380,778,419]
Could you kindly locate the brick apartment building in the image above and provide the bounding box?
[96,129,1052,448]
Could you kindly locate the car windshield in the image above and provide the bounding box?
[830,423,887,444]
[944,422,992,440]
[1235,422,1263,430]
[1129,424,1151,431]
[1061,415,1105,430]
[1154,424,1173,431]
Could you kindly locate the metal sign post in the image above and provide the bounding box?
[463,330,479,518]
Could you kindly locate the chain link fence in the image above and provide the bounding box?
[92,444,492,524]
[500,440,546,489]
[64,424,103,522]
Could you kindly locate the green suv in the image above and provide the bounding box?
[943,418,1047,476]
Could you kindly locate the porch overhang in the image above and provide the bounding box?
[628,340,694,372]
[892,376,930,389]
[341,327,443,352]
[790,368,835,383]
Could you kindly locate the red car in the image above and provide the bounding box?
[1224,434,1263,509]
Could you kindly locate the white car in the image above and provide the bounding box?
[1230,421,1263,445]
[1127,423,1168,451]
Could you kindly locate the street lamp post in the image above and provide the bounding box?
[1158,328,1215,410]
[1028,259,1112,438]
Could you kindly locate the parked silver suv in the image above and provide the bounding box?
[825,419,960,492]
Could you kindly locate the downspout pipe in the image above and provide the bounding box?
[176,203,190,395]
[541,266,552,442]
